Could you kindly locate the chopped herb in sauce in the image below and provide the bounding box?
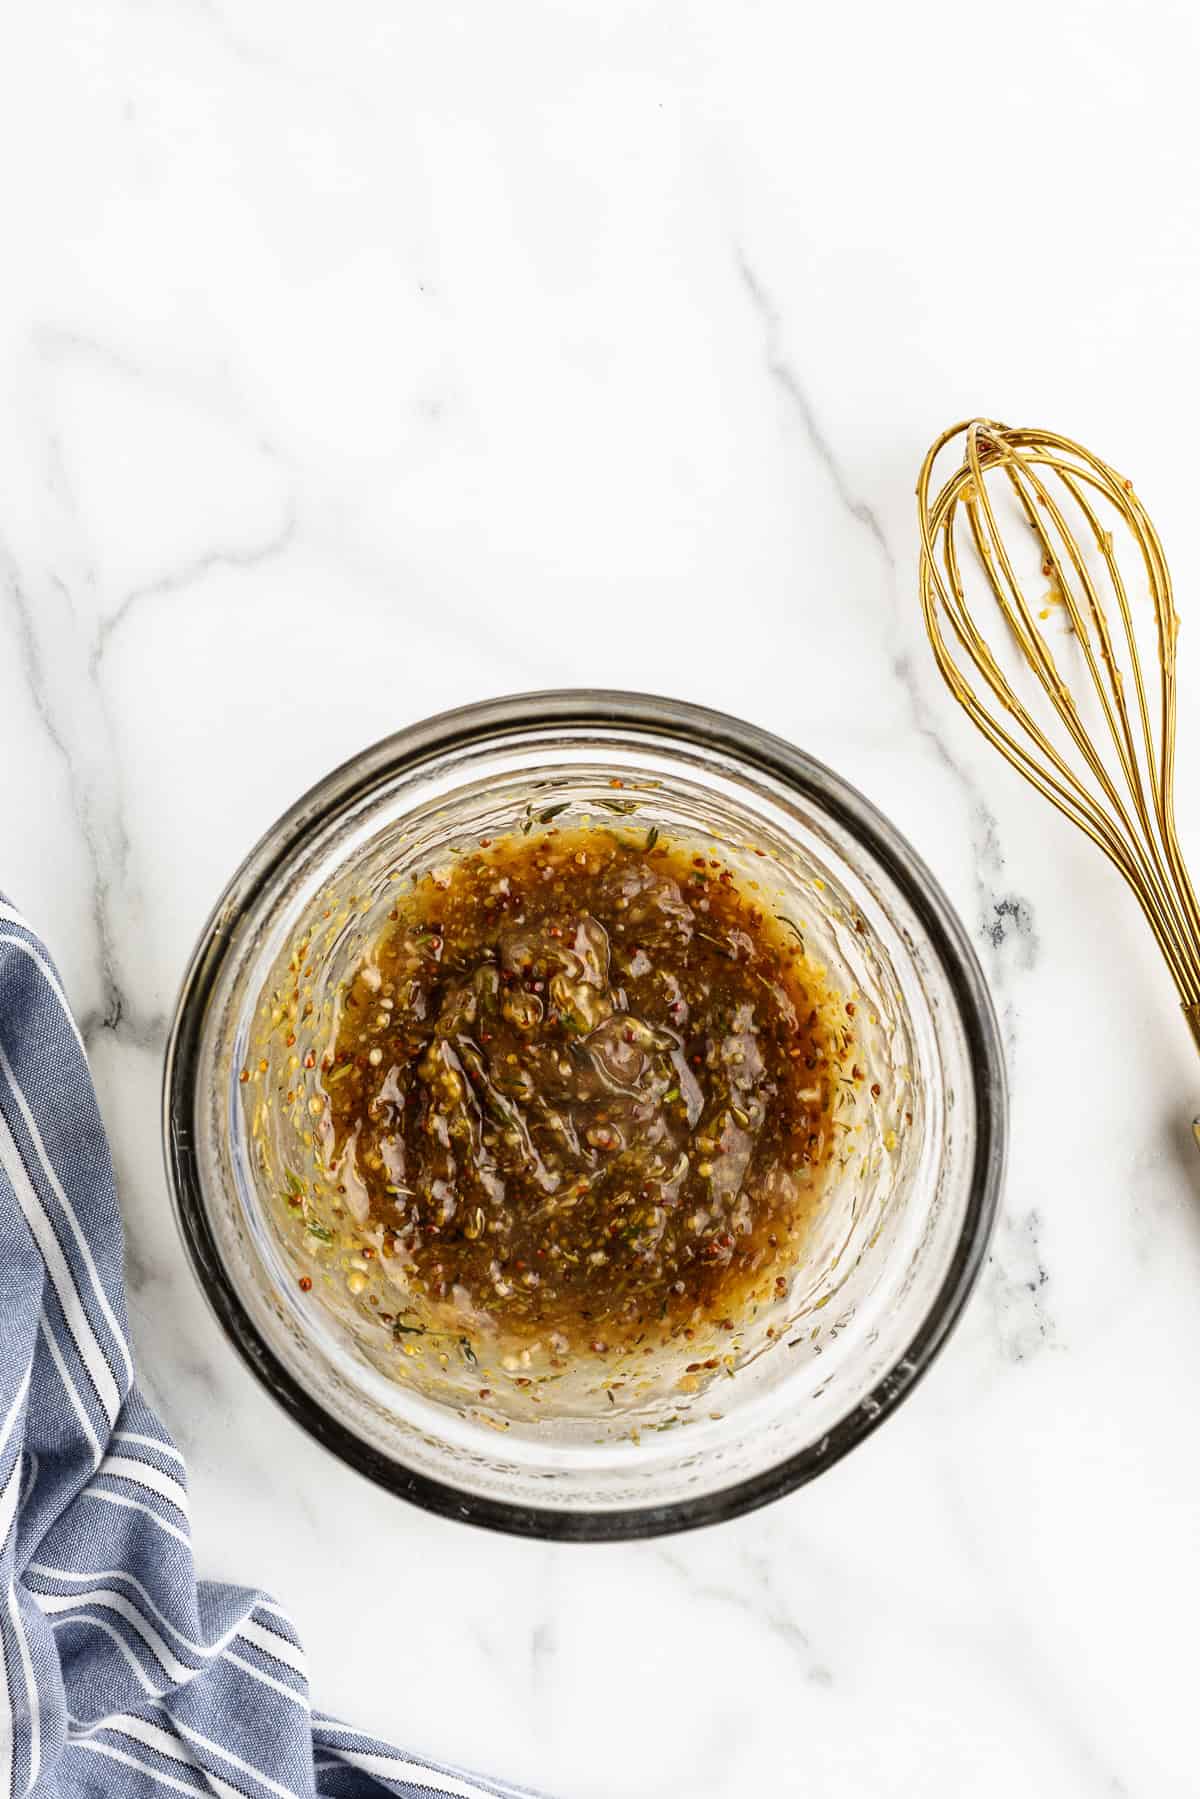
[320,828,843,1358]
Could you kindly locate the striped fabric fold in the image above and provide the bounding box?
[0,897,544,1799]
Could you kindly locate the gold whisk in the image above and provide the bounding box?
[916,420,1200,1071]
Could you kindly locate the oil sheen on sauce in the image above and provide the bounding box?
[303,826,849,1365]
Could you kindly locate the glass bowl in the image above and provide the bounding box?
[163,692,1005,1539]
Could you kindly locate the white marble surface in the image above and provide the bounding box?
[5,2,1200,1792]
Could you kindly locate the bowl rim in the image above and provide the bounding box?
[162,689,1006,1540]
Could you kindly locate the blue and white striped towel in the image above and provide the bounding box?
[0,896,543,1799]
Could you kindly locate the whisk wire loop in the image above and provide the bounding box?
[917,420,1200,1031]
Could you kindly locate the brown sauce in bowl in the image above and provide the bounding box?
[314,825,847,1360]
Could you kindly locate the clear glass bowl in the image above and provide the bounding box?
[163,692,1005,1539]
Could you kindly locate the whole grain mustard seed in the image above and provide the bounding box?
[307,823,849,1359]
